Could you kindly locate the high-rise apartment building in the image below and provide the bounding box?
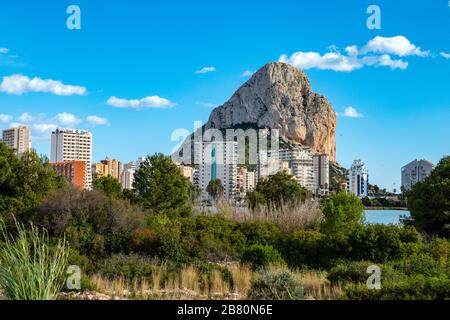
[258,147,315,192]
[313,154,330,196]
[121,161,137,190]
[401,159,434,191]
[347,160,369,198]
[2,126,31,156]
[194,140,238,201]
[92,157,122,181]
[237,167,256,194]
[50,160,87,189]
[51,129,93,189]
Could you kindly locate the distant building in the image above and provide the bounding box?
[401,159,434,191]
[92,158,122,182]
[51,129,93,189]
[121,162,137,190]
[2,126,31,156]
[313,154,329,196]
[195,140,238,201]
[237,167,256,194]
[258,147,315,192]
[347,160,369,198]
[178,164,194,183]
[50,160,87,189]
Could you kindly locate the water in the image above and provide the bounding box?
[364,209,410,225]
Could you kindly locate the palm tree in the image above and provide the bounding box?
[206,179,224,205]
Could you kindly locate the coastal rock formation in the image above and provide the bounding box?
[204,62,337,161]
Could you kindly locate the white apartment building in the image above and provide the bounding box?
[51,129,93,189]
[401,159,434,191]
[258,147,315,192]
[194,140,238,201]
[121,162,137,190]
[347,160,369,198]
[2,126,31,156]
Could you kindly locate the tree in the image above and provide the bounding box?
[320,191,364,236]
[247,171,311,209]
[93,176,122,198]
[0,143,66,221]
[132,153,191,217]
[206,179,224,204]
[406,156,450,237]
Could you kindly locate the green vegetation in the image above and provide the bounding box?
[206,179,224,204]
[93,176,123,198]
[248,269,304,300]
[406,156,450,237]
[0,143,448,300]
[0,216,69,300]
[241,244,285,270]
[129,153,192,217]
[247,171,311,209]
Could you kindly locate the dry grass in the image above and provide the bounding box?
[89,262,341,300]
[213,200,323,233]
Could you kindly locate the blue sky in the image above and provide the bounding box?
[0,0,449,191]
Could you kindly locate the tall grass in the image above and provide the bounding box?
[214,200,323,233]
[0,217,69,300]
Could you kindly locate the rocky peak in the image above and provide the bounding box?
[204,62,337,161]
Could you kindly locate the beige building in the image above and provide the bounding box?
[2,126,31,156]
[92,158,122,182]
[51,129,93,189]
[313,154,330,196]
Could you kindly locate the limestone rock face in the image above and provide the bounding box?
[204,62,337,161]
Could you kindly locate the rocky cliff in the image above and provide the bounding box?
[204,62,336,161]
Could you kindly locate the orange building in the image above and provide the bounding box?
[50,160,87,189]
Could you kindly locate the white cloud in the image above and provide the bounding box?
[53,112,81,126]
[279,51,362,72]
[241,70,255,77]
[361,36,429,57]
[18,112,34,122]
[196,101,218,108]
[32,123,58,133]
[86,115,109,126]
[440,52,450,59]
[107,95,176,109]
[0,114,13,123]
[0,74,86,96]
[0,48,9,54]
[337,106,364,118]
[361,54,408,70]
[280,35,429,72]
[9,122,25,128]
[194,66,216,74]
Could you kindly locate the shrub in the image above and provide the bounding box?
[428,237,450,263]
[237,221,282,247]
[98,254,153,280]
[327,261,406,285]
[248,269,304,300]
[241,244,285,270]
[0,217,69,300]
[320,192,364,236]
[393,254,448,278]
[342,275,450,300]
[282,230,329,268]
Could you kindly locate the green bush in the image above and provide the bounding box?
[241,244,285,270]
[428,237,450,263]
[327,261,406,285]
[248,269,304,300]
[98,254,153,280]
[393,254,449,278]
[282,230,330,268]
[342,275,450,300]
[238,221,282,247]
